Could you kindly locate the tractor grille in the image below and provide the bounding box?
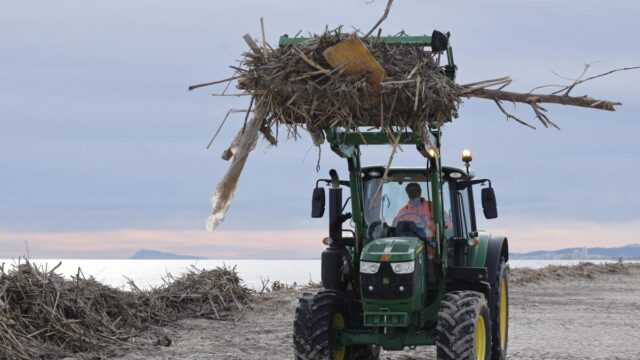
[360,262,416,300]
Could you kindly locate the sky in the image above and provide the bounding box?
[1,0,639,258]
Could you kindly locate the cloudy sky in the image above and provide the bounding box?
[1,0,639,258]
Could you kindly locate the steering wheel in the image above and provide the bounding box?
[367,221,389,240]
[395,212,428,226]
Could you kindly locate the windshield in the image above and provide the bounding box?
[364,175,429,226]
[363,172,453,240]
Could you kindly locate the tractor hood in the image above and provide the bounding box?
[361,237,423,262]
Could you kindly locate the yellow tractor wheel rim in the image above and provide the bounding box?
[500,278,508,350]
[331,313,346,360]
[475,314,487,360]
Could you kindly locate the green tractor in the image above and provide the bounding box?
[285,34,509,360]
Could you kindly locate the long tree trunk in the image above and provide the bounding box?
[464,88,620,111]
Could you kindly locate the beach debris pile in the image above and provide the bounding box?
[508,261,638,285]
[193,0,636,231]
[132,265,252,322]
[0,260,251,360]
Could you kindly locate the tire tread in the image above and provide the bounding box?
[436,290,492,360]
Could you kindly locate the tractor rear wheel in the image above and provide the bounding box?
[293,290,379,360]
[436,291,492,360]
[490,258,508,360]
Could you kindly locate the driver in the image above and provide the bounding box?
[392,183,435,238]
[393,182,452,283]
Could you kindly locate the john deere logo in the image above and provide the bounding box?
[382,278,390,285]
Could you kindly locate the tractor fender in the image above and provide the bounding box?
[485,235,509,284]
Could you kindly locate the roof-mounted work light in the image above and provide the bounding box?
[462,149,473,174]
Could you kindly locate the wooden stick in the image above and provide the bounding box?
[211,93,253,97]
[259,17,273,55]
[460,76,512,89]
[364,0,394,38]
[242,33,262,55]
[188,76,240,91]
[292,46,330,73]
[208,102,268,230]
[207,109,251,150]
[370,133,400,208]
[290,70,328,81]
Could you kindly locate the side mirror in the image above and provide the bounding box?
[481,187,498,219]
[431,30,449,53]
[311,187,326,218]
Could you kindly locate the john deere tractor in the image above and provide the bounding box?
[284,34,509,360]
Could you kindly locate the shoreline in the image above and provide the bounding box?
[2,258,638,292]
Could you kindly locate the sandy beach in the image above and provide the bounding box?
[116,264,640,360]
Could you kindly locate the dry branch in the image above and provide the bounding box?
[364,0,394,38]
[188,76,241,91]
[208,104,268,230]
[464,87,621,111]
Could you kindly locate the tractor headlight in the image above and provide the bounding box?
[391,261,415,274]
[360,261,381,274]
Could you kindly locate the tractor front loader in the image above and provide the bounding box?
[286,34,509,360]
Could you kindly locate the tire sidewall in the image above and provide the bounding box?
[491,259,508,360]
[478,300,493,360]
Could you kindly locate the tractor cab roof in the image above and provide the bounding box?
[362,165,474,182]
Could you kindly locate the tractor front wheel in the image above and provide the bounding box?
[436,291,492,360]
[293,290,378,360]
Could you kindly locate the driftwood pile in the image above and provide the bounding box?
[193,1,637,230]
[509,261,640,285]
[234,31,461,145]
[0,260,251,360]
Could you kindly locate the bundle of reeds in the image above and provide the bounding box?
[233,31,460,145]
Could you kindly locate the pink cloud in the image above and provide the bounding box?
[0,228,327,259]
[1,217,638,258]
[487,215,640,252]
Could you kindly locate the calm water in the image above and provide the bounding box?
[1,259,636,291]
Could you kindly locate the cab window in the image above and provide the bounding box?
[455,187,474,238]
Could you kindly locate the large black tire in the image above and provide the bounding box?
[490,258,509,360]
[350,345,380,360]
[436,291,492,360]
[293,291,379,360]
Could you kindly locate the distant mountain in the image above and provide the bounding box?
[129,249,205,260]
[511,244,640,260]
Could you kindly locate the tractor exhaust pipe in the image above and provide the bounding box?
[328,169,343,244]
[322,169,349,291]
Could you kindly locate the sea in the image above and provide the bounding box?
[1,259,636,291]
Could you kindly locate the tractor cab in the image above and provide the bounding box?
[362,165,477,243]
[361,165,497,251]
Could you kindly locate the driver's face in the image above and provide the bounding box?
[407,186,421,199]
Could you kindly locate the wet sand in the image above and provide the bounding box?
[118,265,640,360]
